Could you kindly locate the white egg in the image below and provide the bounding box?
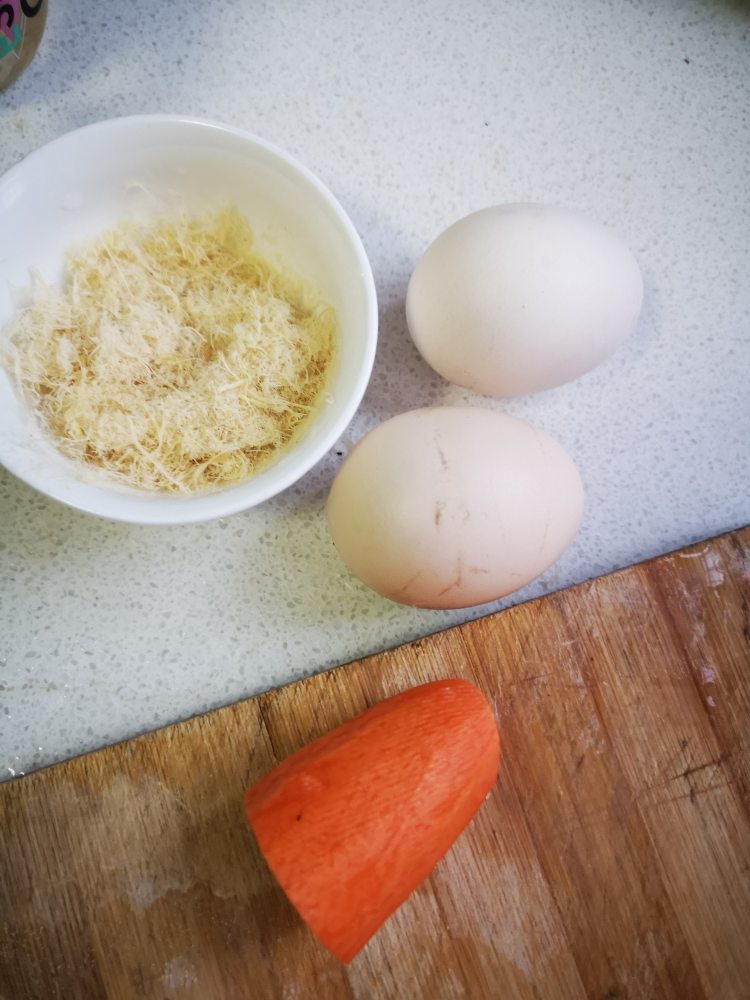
[326,407,583,609]
[406,204,643,396]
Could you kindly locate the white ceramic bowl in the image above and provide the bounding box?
[0,115,378,524]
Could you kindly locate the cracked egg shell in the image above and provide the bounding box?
[326,407,584,609]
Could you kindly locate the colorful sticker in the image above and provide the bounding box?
[0,1,43,64]
[0,3,22,52]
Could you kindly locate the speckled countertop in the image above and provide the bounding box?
[1,0,748,779]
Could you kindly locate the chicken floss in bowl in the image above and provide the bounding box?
[0,115,377,524]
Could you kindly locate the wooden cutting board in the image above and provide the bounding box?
[1,528,749,1000]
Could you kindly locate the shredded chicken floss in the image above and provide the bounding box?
[8,209,336,493]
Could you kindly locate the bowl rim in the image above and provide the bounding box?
[0,113,378,525]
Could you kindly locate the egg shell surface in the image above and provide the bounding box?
[406,204,643,396]
[326,407,584,609]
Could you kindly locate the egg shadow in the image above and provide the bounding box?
[358,296,448,418]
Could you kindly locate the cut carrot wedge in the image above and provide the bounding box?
[244,678,500,962]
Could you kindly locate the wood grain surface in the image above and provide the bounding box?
[1,528,749,1000]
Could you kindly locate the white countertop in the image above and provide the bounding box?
[1,0,748,780]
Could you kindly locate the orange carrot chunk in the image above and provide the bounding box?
[244,678,500,962]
